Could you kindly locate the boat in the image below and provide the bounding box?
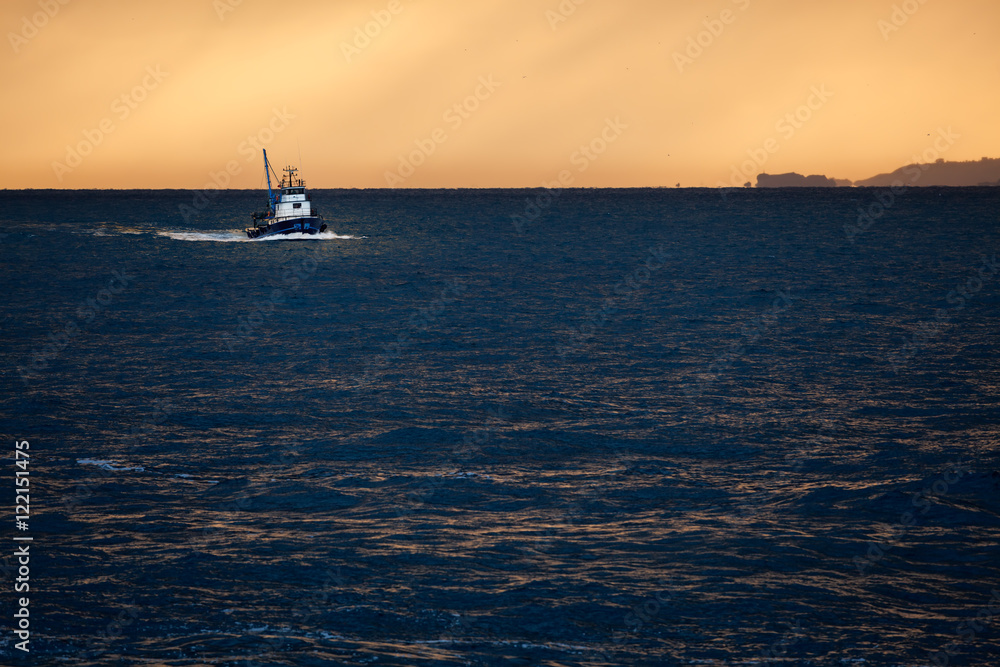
[245,149,327,239]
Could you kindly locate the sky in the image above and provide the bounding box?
[3,0,999,189]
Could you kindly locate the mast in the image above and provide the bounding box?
[263,149,275,208]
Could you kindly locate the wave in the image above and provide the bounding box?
[158,230,359,242]
[77,458,144,472]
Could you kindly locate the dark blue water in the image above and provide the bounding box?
[2,188,999,666]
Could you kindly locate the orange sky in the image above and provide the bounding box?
[3,0,999,189]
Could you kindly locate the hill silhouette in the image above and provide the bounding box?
[746,159,1000,188]
[854,157,1000,187]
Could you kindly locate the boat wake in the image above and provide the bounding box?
[71,224,157,237]
[158,230,359,243]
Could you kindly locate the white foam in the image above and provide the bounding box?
[157,231,253,242]
[258,231,358,241]
[77,459,144,472]
[450,472,493,480]
[159,230,358,243]
[411,638,591,651]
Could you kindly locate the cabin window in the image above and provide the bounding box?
[293,203,302,209]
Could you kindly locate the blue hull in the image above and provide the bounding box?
[246,217,326,239]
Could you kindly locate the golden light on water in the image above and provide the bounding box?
[2,0,998,189]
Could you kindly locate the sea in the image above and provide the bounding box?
[1,187,999,666]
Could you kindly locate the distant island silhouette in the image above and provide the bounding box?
[756,173,838,188]
[753,158,1000,188]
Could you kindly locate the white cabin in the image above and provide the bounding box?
[273,184,313,220]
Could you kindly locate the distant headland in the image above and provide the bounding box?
[753,157,1000,188]
[756,173,840,188]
